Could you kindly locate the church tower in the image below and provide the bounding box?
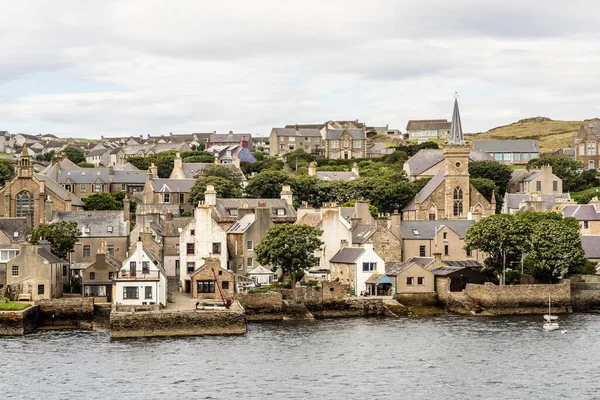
[444,97,471,219]
[17,144,33,178]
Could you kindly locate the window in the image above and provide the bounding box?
[63,265,67,277]
[81,184,86,192]
[187,262,195,273]
[12,265,18,276]
[276,208,286,216]
[89,272,96,280]
[163,193,170,203]
[332,140,339,148]
[587,142,597,156]
[129,261,136,277]
[466,248,472,257]
[536,181,541,191]
[419,245,426,257]
[247,241,253,250]
[38,284,45,295]
[83,245,91,258]
[222,281,230,290]
[343,140,349,147]
[453,187,463,217]
[109,272,115,280]
[553,181,558,192]
[353,140,362,148]
[191,229,195,236]
[123,286,139,299]
[579,144,585,156]
[417,277,424,285]
[145,286,152,299]
[289,145,295,151]
[228,208,238,216]
[362,262,376,272]
[406,277,414,286]
[197,280,215,293]
[289,137,295,142]
[212,243,221,254]
[590,161,595,170]
[180,193,185,203]
[443,232,447,241]
[107,245,114,256]
[523,153,530,161]
[94,183,102,192]
[513,153,521,161]
[15,191,34,217]
[122,183,126,191]
[187,243,195,255]
[503,153,512,161]
[107,226,113,233]
[142,261,150,275]
[84,226,90,234]
[428,205,436,221]
[444,245,449,256]
[247,258,253,267]
[584,221,589,229]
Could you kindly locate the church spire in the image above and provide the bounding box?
[448,95,465,146]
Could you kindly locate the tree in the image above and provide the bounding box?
[189,176,242,205]
[406,141,438,156]
[470,177,502,213]
[342,199,378,217]
[61,146,86,165]
[528,156,595,192]
[469,161,512,195]
[84,193,122,210]
[285,148,316,171]
[78,161,96,168]
[0,160,15,187]
[35,150,56,162]
[255,224,324,286]
[30,221,79,259]
[201,165,244,188]
[525,218,587,283]
[245,170,291,198]
[183,155,215,163]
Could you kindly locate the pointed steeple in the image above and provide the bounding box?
[21,143,30,158]
[448,96,465,146]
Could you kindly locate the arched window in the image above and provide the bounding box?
[16,191,34,217]
[453,187,463,217]
[428,204,436,220]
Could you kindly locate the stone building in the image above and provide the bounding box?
[405,119,451,141]
[82,247,122,303]
[325,127,366,159]
[190,258,234,300]
[573,118,600,170]
[269,127,324,157]
[329,244,385,296]
[385,261,435,295]
[507,165,562,194]
[5,241,65,301]
[207,131,253,150]
[403,148,494,182]
[562,203,600,235]
[473,140,540,165]
[142,163,196,216]
[402,99,495,221]
[0,147,84,227]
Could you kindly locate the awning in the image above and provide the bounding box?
[376,275,394,286]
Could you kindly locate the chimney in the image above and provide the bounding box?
[146,169,153,183]
[150,163,158,179]
[433,252,443,267]
[308,162,317,177]
[240,136,249,149]
[205,185,217,206]
[174,152,182,173]
[165,212,173,221]
[355,200,374,225]
[280,185,293,206]
[232,154,240,168]
[38,239,52,254]
[229,130,233,135]
[340,239,348,248]
[351,162,359,177]
[136,237,143,254]
[44,196,53,224]
[123,196,130,222]
[390,210,401,239]
[108,165,114,175]
[295,124,298,131]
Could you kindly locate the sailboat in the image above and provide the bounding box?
[543,294,559,331]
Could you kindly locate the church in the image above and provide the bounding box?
[0,146,84,227]
[402,99,496,221]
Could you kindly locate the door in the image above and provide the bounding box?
[185,280,191,294]
[106,285,112,302]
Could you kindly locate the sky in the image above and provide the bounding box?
[0,0,599,138]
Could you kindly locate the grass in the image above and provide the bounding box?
[570,187,600,204]
[470,117,582,154]
[0,301,31,311]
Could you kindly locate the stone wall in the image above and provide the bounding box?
[571,282,600,311]
[0,305,38,335]
[395,292,438,306]
[462,281,571,314]
[36,297,95,327]
[236,292,283,321]
[274,282,349,303]
[308,298,391,318]
[110,304,246,338]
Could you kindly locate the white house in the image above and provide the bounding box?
[114,240,167,306]
[248,265,275,285]
[329,244,385,296]
[179,198,228,294]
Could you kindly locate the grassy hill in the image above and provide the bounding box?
[468,117,582,154]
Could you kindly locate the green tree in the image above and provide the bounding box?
[0,160,15,187]
[288,175,321,207]
[342,199,378,217]
[245,170,290,198]
[35,150,56,162]
[182,155,215,163]
[202,165,244,188]
[469,161,512,195]
[78,161,96,168]
[255,224,324,286]
[30,221,79,259]
[84,193,122,210]
[189,176,242,205]
[285,148,316,171]
[127,156,151,172]
[406,141,438,156]
[525,218,587,283]
[61,146,86,165]
[470,177,502,213]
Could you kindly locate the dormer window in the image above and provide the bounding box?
[275,208,286,216]
[13,232,18,238]
[84,226,91,234]
[412,229,419,235]
[228,208,238,216]
[107,226,113,233]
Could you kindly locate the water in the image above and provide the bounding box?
[1,314,599,399]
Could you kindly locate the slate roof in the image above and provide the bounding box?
[113,162,140,171]
[214,199,297,219]
[179,162,245,180]
[522,170,542,182]
[88,147,110,156]
[162,217,193,237]
[315,171,358,181]
[340,207,355,223]
[399,220,475,240]
[562,205,600,221]
[430,266,467,276]
[34,173,85,206]
[112,170,147,184]
[403,171,445,211]
[504,193,571,211]
[38,247,66,263]
[57,168,111,184]
[408,257,434,268]
[0,218,28,243]
[272,128,322,138]
[386,261,416,275]
[209,133,249,143]
[352,225,376,244]
[445,260,484,268]
[406,119,450,131]
[284,124,325,130]
[330,247,365,264]
[227,214,256,234]
[581,236,600,259]
[150,179,196,193]
[249,266,274,275]
[326,129,365,140]
[53,211,128,237]
[473,140,539,153]
[296,212,322,227]
[406,149,494,176]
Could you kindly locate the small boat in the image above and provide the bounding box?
[543,294,560,331]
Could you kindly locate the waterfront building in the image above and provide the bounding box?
[190,257,234,300]
[82,246,121,303]
[329,244,385,296]
[248,266,275,285]
[385,261,435,295]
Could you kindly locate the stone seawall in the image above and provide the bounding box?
[462,281,571,315]
[571,282,600,311]
[396,293,438,307]
[307,298,393,318]
[36,298,95,328]
[237,293,283,321]
[0,305,38,335]
[110,302,247,338]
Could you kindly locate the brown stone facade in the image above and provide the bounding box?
[190,258,234,300]
[573,119,600,170]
